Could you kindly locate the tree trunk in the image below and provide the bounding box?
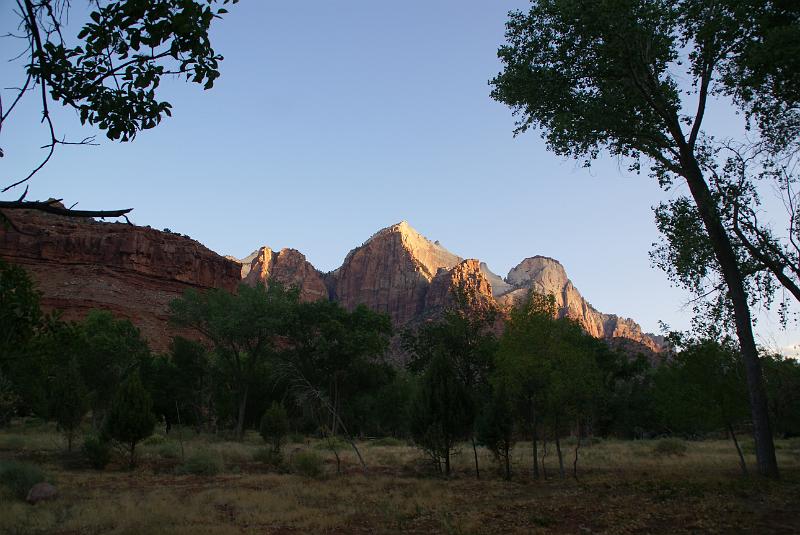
[235,385,249,440]
[728,422,748,477]
[573,431,581,480]
[471,436,480,480]
[504,441,511,481]
[555,434,565,479]
[541,439,548,480]
[531,400,540,480]
[682,157,779,478]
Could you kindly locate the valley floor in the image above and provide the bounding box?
[1,422,799,534]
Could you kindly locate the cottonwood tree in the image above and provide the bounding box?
[403,288,498,479]
[491,0,785,477]
[409,352,474,477]
[170,282,300,439]
[276,300,393,472]
[654,336,750,475]
[0,0,238,221]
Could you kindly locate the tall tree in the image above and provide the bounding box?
[654,336,751,475]
[170,282,299,438]
[403,288,498,479]
[491,0,781,477]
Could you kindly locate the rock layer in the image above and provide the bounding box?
[0,209,241,352]
[241,246,328,302]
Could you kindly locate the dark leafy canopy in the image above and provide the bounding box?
[104,371,156,468]
[491,0,782,478]
[0,259,43,359]
[654,337,749,435]
[170,282,300,437]
[22,0,239,142]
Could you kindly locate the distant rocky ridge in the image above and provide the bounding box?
[0,210,662,354]
[238,221,664,352]
[0,209,241,352]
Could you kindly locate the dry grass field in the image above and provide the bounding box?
[1,420,799,534]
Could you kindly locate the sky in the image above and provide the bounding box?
[1,1,797,354]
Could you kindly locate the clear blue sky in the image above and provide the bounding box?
[1,1,796,352]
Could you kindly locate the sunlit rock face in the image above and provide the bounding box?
[240,246,328,302]
[325,221,463,325]
[495,256,663,352]
[321,223,663,352]
[0,209,241,352]
[0,212,662,354]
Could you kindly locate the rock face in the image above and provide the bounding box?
[0,209,241,352]
[240,246,328,302]
[326,221,462,324]
[496,256,662,352]
[1,211,661,354]
[324,223,663,352]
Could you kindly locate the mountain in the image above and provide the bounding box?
[0,212,662,354]
[0,208,241,352]
[244,221,663,352]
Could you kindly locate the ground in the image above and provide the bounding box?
[0,421,798,534]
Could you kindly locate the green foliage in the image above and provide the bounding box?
[49,358,89,451]
[290,450,324,478]
[409,353,473,476]
[476,380,516,479]
[0,460,46,500]
[654,338,749,435]
[762,353,800,437]
[105,372,156,468]
[82,435,111,470]
[75,311,152,427]
[177,450,223,476]
[0,372,19,428]
[652,438,689,457]
[170,282,300,438]
[259,402,289,453]
[21,0,239,142]
[0,259,42,359]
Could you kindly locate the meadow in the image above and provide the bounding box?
[1,420,799,534]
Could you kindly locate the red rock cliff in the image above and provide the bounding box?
[0,209,241,352]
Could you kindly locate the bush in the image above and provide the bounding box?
[259,402,289,453]
[154,441,182,460]
[143,434,167,446]
[0,461,46,500]
[253,447,283,466]
[177,450,223,476]
[82,435,111,469]
[291,450,324,478]
[652,438,688,457]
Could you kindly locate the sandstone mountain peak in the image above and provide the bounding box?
[0,214,663,356]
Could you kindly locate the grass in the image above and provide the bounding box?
[0,421,798,534]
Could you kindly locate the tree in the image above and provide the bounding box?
[654,336,750,474]
[476,380,516,480]
[403,287,498,479]
[76,310,151,429]
[494,292,556,479]
[1,0,238,220]
[49,357,89,451]
[170,282,299,438]
[409,352,474,477]
[277,300,393,471]
[761,353,800,438]
[0,259,42,361]
[259,402,289,455]
[105,371,156,468]
[491,0,781,477]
